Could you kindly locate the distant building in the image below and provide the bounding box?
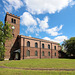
[5,12,61,60]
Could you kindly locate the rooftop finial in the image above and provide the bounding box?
[6,12,9,14]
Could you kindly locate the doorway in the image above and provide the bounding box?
[15,52,20,60]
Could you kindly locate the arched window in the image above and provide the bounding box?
[42,44,44,49]
[35,42,38,48]
[48,44,50,49]
[35,51,38,56]
[54,46,56,50]
[48,52,50,56]
[11,18,13,23]
[26,50,30,56]
[27,41,30,47]
[42,51,44,56]
[14,19,16,24]
[55,52,56,56]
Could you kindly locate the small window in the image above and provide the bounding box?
[11,18,13,23]
[48,52,50,56]
[42,51,44,56]
[42,44,44,49]
[14,19,16,24]
[27,41,30,47]
[54,46,56,50]
[55,52,56,56]
[48,45,50,49]
[35,51,38,56]
[35,42,38,48]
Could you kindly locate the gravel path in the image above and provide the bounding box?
[0,66,75,71]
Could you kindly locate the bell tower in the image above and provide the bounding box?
[5,12,20,37]
[5,12,20,60]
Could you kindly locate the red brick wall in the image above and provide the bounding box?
[5,12,20,60]
[20,36,61,59]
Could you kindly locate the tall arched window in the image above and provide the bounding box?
[54,46,56,50]
[42,44,44,49]
[11,18,13,23]
[42,51,44,56]
[48,44,50,49]
[27,41,30,47]
[48,52,50,56]
[26,50,30,56]
[35,42,38,48]
[35,51,38,56]
[14,19,16,24]
[55,52,56,56]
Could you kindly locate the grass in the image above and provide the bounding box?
[0,68,75,75]
[0,59,75,69]
[0,59,75,75]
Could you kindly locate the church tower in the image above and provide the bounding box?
[5,12,20,60]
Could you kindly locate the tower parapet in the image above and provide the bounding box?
[6,12,20,19]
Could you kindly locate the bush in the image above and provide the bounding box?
[0,57,4,61]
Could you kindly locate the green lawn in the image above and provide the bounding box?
[0,68,75,75]
[0,59,75,69]
[0,59,75,75]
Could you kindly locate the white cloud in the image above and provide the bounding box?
[35,33,39,36]
[38,16,49,31]
[43,36,68,43]
[26,26,36,33]
[20,12,63,36]
[21,13,49,33]
[57,25,63,31]
[46,25,63,36]
[3,0,23,12]
[24,0,73,14]
[70,1,75,6]
[3,0,12,12]
[54,36,68,43]
[21,12,38,33]
[43,37,51,41]
[21,12,37,26]
[36,17,63,36]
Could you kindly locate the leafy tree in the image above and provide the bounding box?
[0,21,12,61]
[63,37,75,56]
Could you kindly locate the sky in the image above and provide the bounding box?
[0,0,75,44]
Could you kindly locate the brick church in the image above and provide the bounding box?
[5,12,61,60]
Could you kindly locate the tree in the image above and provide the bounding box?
[0,21,12,61]
[63,37,75,56]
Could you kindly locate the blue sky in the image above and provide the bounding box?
[0,0,75,44]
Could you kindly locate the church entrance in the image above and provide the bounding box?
[14,49,20,60]
[15,53,20,60]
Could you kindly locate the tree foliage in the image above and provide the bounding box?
[0,21,12,60]
[63,37,75,56]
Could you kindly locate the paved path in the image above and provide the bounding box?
[0,66,75,71]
